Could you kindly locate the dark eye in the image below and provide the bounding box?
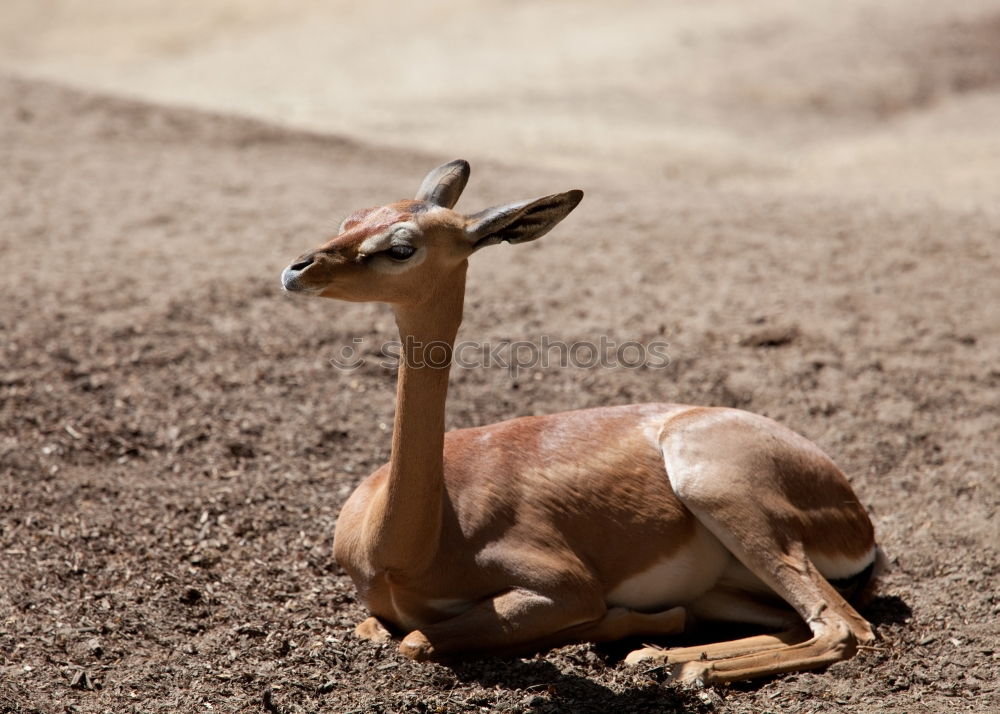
[386,245,416,261]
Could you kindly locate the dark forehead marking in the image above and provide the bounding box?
[395,200,431,214]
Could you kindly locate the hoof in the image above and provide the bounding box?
[668,661,710,686]
[624,646,667,666]
[399,630,435,661]
[355,617,393,643]
[626,648,709,686]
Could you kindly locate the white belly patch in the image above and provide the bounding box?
[606,524,731,610]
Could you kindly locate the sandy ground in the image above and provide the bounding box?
[4,0,1000,191]
[2,2,1000,713]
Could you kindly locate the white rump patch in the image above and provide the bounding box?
[810,545,878,580]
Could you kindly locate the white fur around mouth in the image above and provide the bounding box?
[281,266,323,294]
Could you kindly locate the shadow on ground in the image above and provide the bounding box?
[449,656,710,714]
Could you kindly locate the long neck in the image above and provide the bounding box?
[364,266,466,573]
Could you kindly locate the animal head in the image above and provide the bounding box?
[281,160,583,304]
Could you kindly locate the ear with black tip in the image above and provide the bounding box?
[464,190,583,250]
[415,159,471,209]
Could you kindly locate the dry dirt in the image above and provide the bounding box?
[1,3,1000,713]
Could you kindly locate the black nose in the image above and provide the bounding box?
[289,255,315,272]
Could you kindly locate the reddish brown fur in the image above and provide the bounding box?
[285,161,883,684]
[289,201,429,271]
[328,203,417,255]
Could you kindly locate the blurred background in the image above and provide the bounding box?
[4,0,1000,200]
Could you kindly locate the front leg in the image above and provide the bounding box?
[355,616,393,643]
[398,589,687,661]
[399,587,600,660]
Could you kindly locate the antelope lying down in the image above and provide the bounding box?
[281,160,883,684]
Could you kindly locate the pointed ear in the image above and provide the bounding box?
[464,190,583,249]
[415,159,470,209]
